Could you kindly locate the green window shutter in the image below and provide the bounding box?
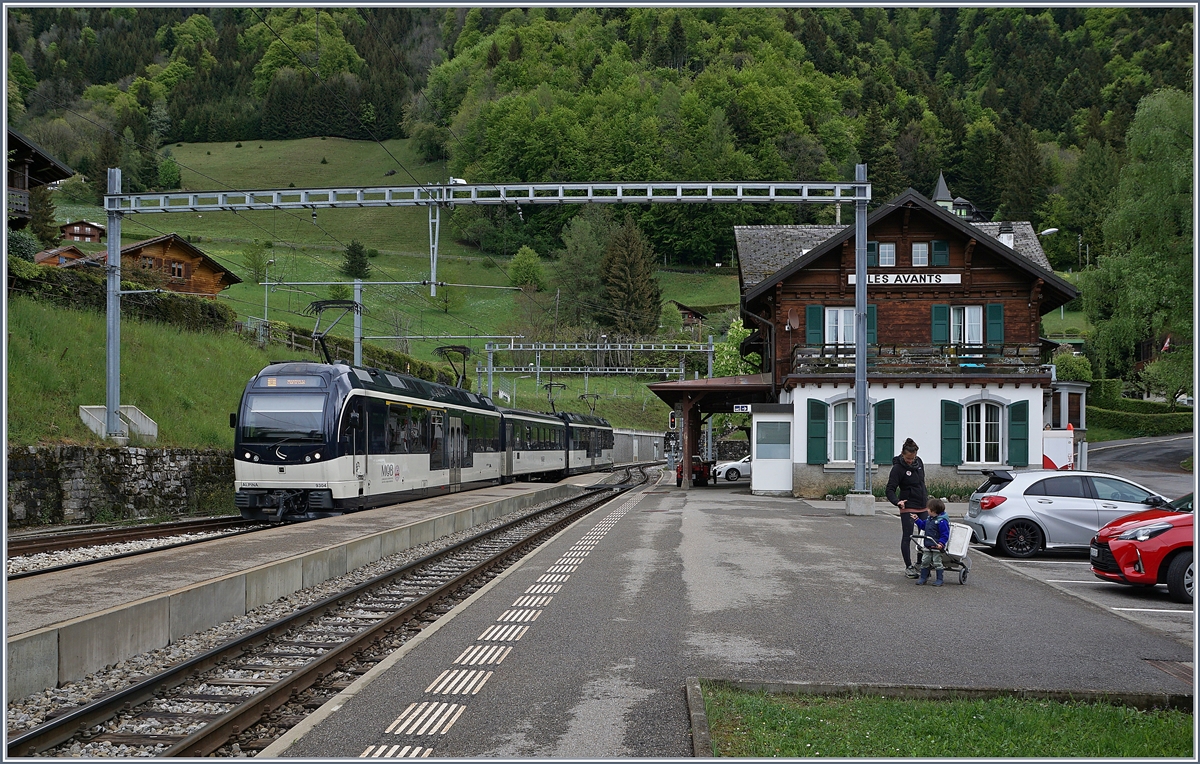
[941,400,963,466]
[1008,400,1029,467]
[931,240,949,266]
[931,304,950,344]
[867,241,878,267]
[873,399,894,465]
[986,303,1004,343]
[807,399,827,464]
[805,304,823,345]
[867,304,877,344]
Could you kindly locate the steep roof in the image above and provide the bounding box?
[932,171,952,202]
[121,233,243,284]
[736,188,1077,311]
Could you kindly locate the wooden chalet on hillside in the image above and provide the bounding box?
[34,244,91,267]
[60,233,242,297]
[59,220,105,243]
[7,128,74,229]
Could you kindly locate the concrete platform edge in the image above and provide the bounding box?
[701,678,1193,711]
[6,483,585,701]
[258,481,620,757]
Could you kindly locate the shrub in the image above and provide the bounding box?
[7,228,40,262]
[1091,379,1124,402]
[1053,351,1093,382]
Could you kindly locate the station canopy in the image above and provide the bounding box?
[647,373,775,413]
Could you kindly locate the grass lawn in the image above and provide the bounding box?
[6,297,673,447]
[703,684,1194,758]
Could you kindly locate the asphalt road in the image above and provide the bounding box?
[1087,433,1195,498]
[279,474,1192,759]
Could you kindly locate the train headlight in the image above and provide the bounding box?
[253,454,260,462]
[305,456,312,463]
[313,452,321,460]
[244,452,251,460]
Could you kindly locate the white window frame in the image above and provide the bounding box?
[965,401,1003,464]
[912,242,929,267]
[951,305,984,345]
[825,307,855,345]
[831,400,853,462]
[878,242,896,267]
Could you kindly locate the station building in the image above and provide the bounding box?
[651,185,1080,497]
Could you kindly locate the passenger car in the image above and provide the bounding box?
[963,470,1169,558]
[1090,493,1193,603]
[714,455,752,482]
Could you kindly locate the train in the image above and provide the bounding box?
[231,361,615,522]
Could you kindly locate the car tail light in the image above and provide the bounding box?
[979,495,1007,510]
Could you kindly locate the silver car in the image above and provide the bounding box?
[964,469,1169,558]
[714,455,752,482]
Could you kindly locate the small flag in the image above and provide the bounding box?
[1162,336,1171,353]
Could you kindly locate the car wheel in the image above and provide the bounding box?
[1166,550,1193,604]
[725,468,740,482]
[997,519,1043,558]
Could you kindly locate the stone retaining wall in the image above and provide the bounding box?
[7,446,233,527]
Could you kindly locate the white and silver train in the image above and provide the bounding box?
[232,361,615,522]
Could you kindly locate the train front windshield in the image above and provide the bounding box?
[240,393,327,443]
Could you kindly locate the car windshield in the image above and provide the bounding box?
[1169,493,1194,513]
[241,393,326,444]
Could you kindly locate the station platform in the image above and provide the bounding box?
[6,474,606,701]
[271,475,1193,758]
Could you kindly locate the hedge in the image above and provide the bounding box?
[1089,398,1193,415]
[1086,406,1194,437]
[1090,379,1124,401]
[7,256,237,333]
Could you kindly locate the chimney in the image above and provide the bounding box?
[998,221,1014,249]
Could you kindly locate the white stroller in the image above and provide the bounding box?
[912,520,972,584]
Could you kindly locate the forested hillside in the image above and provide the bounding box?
[11,8,1191,257]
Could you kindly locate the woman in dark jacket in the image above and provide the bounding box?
[886,438,928,578]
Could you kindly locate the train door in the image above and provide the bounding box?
[344,397,366,503]
[503,420,515,480]
[448,414,463,491]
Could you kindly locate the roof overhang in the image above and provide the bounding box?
[647,373,775,412]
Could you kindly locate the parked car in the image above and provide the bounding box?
[963,469,1169,558]
[676,455,715,487]
[1090,493,1193,603]
[714,455,752,482]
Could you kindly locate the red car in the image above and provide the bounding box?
[1090,493,1193,603]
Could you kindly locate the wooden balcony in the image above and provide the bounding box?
[790,342,1048,376]
[7,187,30,218]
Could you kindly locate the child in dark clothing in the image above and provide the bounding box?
[914,497,950,586]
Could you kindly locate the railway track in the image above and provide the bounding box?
[6,517,266,581]
[8,467,648,758]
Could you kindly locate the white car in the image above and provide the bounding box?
[714,455,752,482]
[964,469,1169,558]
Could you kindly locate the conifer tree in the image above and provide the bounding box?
[341,239,371,279]
[28,185,61,249]
[599,215,662,336]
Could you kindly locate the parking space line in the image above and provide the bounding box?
[1113,607,1193,614]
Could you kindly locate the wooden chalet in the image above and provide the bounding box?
[34,244,91,267]
[121,233,242,297]
[59,220,105,243]
[7,128,74,229]
[731,187,1078,496]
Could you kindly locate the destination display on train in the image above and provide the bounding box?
[847,273,961,285]
[256,375,326,388]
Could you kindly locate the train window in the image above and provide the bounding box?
[429,411,444,470]
[387,403,410,454]
[243,393,326,443]
[366,398,389,454]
